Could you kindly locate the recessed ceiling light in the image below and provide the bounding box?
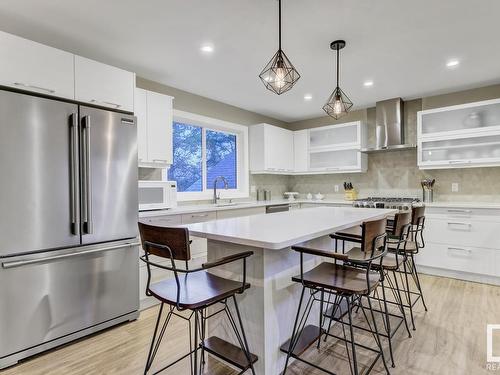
[363,80,374,87]
[446,59,460,68]
[304,94,313,101]
[200,44,214,53]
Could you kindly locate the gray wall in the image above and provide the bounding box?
[138,77,500,203]
[284,84,500,202]
[136,77,287,128]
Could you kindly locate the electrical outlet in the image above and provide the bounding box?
[334,185,340,192]
[452,183,459,193]
[250,185,256,193]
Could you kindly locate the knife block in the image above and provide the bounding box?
[344,190,358,201]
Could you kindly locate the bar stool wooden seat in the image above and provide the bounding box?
[281,218,391,375]
[138,222,257,375]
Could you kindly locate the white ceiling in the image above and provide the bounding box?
[0,0,499,122]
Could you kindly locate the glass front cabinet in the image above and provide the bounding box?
[417,99,500,169]
[306,121,367,173]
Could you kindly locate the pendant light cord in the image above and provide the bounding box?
[278,0,282,51]
[336,46,340,88]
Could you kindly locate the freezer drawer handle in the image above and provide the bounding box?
[81,115,93,234]
[69,113,79,235]
[1,242,140,269]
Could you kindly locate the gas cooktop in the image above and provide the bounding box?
[352,197,422,211]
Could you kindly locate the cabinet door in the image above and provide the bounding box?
[294,130,309,172]
[419,132,500,169]
[74,56,135,112]
[265,125,294,171]
[0,31,74,99]
[134,88,148,163]
[309,148,361,172]
[146,91,173,165]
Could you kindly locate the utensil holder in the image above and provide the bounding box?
[423,188,433,203]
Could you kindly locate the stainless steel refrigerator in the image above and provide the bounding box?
[0,89,139,368]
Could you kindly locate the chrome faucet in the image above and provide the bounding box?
[212,176,229,204]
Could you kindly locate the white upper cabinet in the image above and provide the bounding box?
[418,98,500,169]
[306,121,367,173]
[135,89,148,163]
[135,88,173,167]
[250,121,367,175]
[74,55,135,112]
[293,130,309,173]
[250,123,294,173]
[0,31,74,99]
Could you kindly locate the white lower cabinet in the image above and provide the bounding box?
[416,206,500,282]
[216,206,265,219]
[416,243,496,276]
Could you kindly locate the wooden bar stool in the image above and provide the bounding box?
[281,218,391,375]
[387,206,428,331]
[138,222,258,375]
[334,213,413,368]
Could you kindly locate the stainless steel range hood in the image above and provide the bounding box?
[361,97,416,153]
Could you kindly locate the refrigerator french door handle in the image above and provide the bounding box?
[81,115,93,234]
[1,241,140,269]
[69,113,79,235]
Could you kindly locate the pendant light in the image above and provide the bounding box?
[259,0,300,95]
[323,40,353,119]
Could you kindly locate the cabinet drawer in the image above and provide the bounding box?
[424,218,500,249]
[140,215,182,226]
[181,211,216,224]
[426,207,500,222]
[0,31,74,99]
[415,242,496,276]
[74,56,135,112]
[216,207,265,220]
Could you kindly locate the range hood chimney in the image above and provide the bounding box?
[361,97,416,153]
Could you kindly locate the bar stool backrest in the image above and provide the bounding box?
[138,222,191,261]
[411,206,426,227]
[410,206,426,248]
[391,212,412,238]
[361,218,388,256]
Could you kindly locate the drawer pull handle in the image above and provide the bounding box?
[14,82,56,94]
[447,209,472,214]
[447,247,472,256]
[152,159,168,163]
[447,222,472,229]
[191,214,209,218]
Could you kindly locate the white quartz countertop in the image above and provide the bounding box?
[184,206,397,250]
[139,198,352,217]
[138,198,500,219]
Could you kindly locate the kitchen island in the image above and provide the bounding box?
[185,206,396,375]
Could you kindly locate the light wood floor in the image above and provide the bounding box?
[2,274,499,375]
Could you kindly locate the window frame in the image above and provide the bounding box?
[166,110,249,201]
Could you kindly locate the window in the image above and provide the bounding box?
[167,111,248,200]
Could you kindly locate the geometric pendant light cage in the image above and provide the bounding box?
[323,40,353,119]
[259,0,300,95]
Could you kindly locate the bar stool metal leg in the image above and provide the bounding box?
[347,295,359,375]
[402,258,416,331]
[410,254,428,311]
[380,277,395,368]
